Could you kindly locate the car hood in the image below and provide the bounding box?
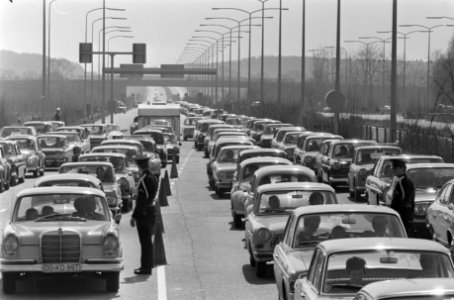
[214,163,237,172]
[12,222,114,245]
[415,188,438,203]
[21,150,37,156]
[254,215,289,233]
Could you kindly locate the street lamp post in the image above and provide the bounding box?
[47,0,57,117]
[190,38,218,102]
[400,23,444,109]
[42,0,46,119]
[84,7,125,121]
[259,0,269,117]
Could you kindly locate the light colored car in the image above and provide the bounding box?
[272,127,305,149]
[294,133,341,167]
[245,182,338,278]
[92,145,142,182]
[116,100,127,113]
[79,153,137,212]
[81,124,109,149]
[182,116,203,140]
[0,187,123,294]
[260,123,293,148]
[7,135,45,177]
[348,145,402,201]
[59,162,122,217]
[122,135,162,177]
[0,146,11,192]
[250,119,280,143]
[243,165,318,213]
[426,178,454,252]
[206,128,244,158]
[34,173,103,190]
[37,134,74,169]
[293,238,454,300]
[194,119,224,150]
[210,145,256,197]
[273,204,407,300]
[50,130,90,156]
[164,132,181,164]
[0,140,26,187]
[106,124,124,139]
[365,154,443,206]
[23,121,53,135]
[318,139,378,188]
[230,156,293,228]
[133,128,168,167]
[204,124,235,154]
[354,278,454,300]
[0,126,37,138]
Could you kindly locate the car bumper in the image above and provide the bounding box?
[215,181,232,190]
[328,176,348,184]
[252,250,273,262]
[45,158,67,168]
[0,259,124,272]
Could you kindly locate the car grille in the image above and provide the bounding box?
[41,233,81,263]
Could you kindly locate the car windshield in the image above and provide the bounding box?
[1,127,32,137]
[258,174,313,187]
[380,158,444,179]
[84,126,106,135]
[217,148,242,163]
[13,193,108,222]
[0,143,14,155]
[226,118,241,125]
[59,165,115,183]
[355,149,401,165]
[37,180,96,188]
[12,138,35,151]
[284,133,300,144]
[93,148,138,164]
[333,143,355,158]
[63,133,80,143]
[38,137,65,148]
[27,123,51,134]
[407,167,454,189]
[304,138,323,152]
[258,190,336,215]
[136,132,164,144]
[184,118,200,126]
[294,213,406,248]
[140,140,155,152]
[323,250,454,294]
[106,124,121,131]
[275,131,289,142]
[79,156,126,172]
[241,162,284,181]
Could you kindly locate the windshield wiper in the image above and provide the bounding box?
[35,214,87,222]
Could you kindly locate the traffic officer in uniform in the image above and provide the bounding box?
[390,159,415,236]
[130,154,159,275]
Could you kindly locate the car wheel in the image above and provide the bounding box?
[233,213,242,228]
[255,261,267,278]
[184,136,188,141]
[450,239,454,260]
[4,176,9,191]
[33,169,39,178]
[40,166,45,176]
[2,272,17,294]
[18,172,25,184]
[249,250,256,267]
[208,178,215,189]
[0,179,5,193]
[10,173,17,187]
[161,161,167,168]
[105,272,120,292]
[216,188,224,198]
[176,156,180,164]
[204,150,209,158]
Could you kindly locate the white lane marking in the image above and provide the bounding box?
[157,265,167,300]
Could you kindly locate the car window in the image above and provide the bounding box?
[447,184,454,205]
[380,160,394,178]
[407,167,454,189]
[283,215,295,246]
[312,250,325,290]
[258,191,337,215]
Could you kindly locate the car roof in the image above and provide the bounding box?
[254,164,315,177]
[102,139,142,144]
[257,182,335,193]
[240,156,292,167]
[93,145,137,150]
[318,237,449,254]
[37,134,67,138]
[291,204,401,217]
[198,119,224,124]
[82,124,107,128]
[239,148,287,156]
[379,154,443,160]
[219,145,257,151]
[215,137,253,144]
[17,186,105,198]
[331,139,377,144]
[6,135,36,140]
[405,162,454,169]
[34,173,101,185]
[61,161,114,168]
[276,127,305,132]
[80,152,126,158]
[359,278,454,298]
[134,129,163,134]
[354,145,402,151]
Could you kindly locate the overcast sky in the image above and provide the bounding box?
[1,0,454,67]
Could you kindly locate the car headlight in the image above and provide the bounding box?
[332,161,340,170]
[105,191,118,206]
[414,202,430,216]
[359,168,367,177]
[304,156,312,163]
[27,155,38,164]
[3,234,19,257]
[103,234,120,257]
[256,228,272,243]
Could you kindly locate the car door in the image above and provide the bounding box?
[274,214,296,297]
[300,248,324,300]
[431,183,452,246]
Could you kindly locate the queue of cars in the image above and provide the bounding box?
[180,101,454,300]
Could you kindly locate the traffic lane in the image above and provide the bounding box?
[163,141,277,300]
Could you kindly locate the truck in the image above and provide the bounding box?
[130,102,181,142]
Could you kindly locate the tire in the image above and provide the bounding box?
[353,187,361,202]
[33,169,39,178]
[216,188,224,198]
[161,161,167,168]
[249,251,256,267]
[0,179,4,193]
[18,172,25,184]
[233,213,242,228]
[40,166,45,176]
[255,261,267,278]
[209,178,215,189]
[2,272,17,294]
[4,177,9,191]
[105,272,120,292]
[184,136,188,141]
[176,156,180,164]
[10,173,17,187]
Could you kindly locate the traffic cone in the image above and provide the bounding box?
[153,225,167,267]
[170,157,178,179]
[155,200,164,234]
[164,170,172,196]
[158,178,169,207]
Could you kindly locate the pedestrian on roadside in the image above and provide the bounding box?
[53,107,61,121]
[390,159,415,236]
[130,154,159,275]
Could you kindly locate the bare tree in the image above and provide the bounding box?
[355,43,381,111]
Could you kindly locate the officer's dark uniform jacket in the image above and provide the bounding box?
[132,169,158,219]
[391,174,415,212]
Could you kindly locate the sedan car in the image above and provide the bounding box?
[50,130,90,157]
[34,173,103,190]
[37,134,73,169]
[194,119,224,150]
[260,123,293,148]
[0,146,11,192]
[0,187,122,294]
[231,156,293,228]
[116,100,127,113]
[294,133,342,167]
[245,182,338,278]
[272,127,305,149]
[133,128,168,167]
[0,140,26,187]
[165,132,181,164]
[318,139,378,188]
[81,124,109,149]
[7,135,45,177]
[354,278,454,300]
[59,162,122,219]
[23,121,53,135]
[79,153,137,212]
[276,131,311,160]
[293,238,454,300]
[365,154,443,206]
[182,116,203,140]
[348,145,402,201]
[273,205,406,300]
[0,126,37,138]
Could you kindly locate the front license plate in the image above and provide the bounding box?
[42,263,81,273]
